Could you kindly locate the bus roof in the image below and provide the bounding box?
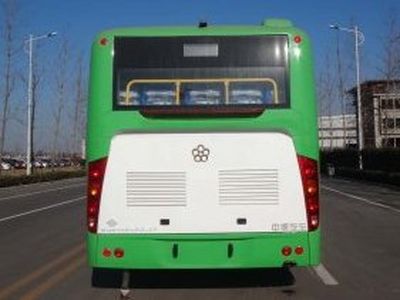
[95,19,307,41]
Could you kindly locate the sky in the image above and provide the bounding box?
[19,0,399,76]
[1,0,400,153]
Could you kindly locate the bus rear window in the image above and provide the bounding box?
[113,35,289,110]
[118,79,278,107]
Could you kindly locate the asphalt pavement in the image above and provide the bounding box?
[0,176,399,299]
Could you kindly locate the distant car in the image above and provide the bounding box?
[4,158,25,169]
[55,159,65,167]
[1,160,11,171]
[40,159,52,168]
[61,158,72,167]
[56,159,71,167]
[16,160,26,169]
[11,159,23,169]
[33,160,43,168]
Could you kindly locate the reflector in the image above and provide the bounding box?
[281,246,292,256]
[114,248,125,258]
[295,246,304,255]
[99,37,108,46]
[102,248,112,257]
[294,35,302,44]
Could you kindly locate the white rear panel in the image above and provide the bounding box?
[98,132,307,234]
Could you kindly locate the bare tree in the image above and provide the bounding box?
[71,53,87,156]
[51,38,69,161]
[317,53,337,149]
[378,10,400,147]
[0,0,18,172]
[333,31,347,147]
[379,11,400,82]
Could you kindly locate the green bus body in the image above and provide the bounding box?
[87,19,320,269]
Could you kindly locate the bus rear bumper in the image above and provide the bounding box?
[87,231,320,269]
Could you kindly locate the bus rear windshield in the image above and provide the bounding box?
[113,35,289,110]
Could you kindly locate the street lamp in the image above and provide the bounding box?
[329,24,365,170]
[25,31,57,175]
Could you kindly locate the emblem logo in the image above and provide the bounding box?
[106,219,118,227]
[192,144,210,162]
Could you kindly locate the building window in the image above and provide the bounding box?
[382,117,395,129]
[396,118,400,129]
[388,118,395,129]
[347,119,356,126]
[381,98,393,109]
[382,138,395,147]
[395,98,400,109]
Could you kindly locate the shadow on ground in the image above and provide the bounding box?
[92,267,295,289]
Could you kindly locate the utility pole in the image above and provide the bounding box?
[25,31,57,175]
[330,24,365,169]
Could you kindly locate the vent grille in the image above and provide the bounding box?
[219,169,279,205]
[126,171,186,207]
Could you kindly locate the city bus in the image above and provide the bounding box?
[87,18,320,272]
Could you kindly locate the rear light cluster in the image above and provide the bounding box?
[87,157,108,233]
[281,246,304,256]
[297,155,319,231]
[102,248,125,258]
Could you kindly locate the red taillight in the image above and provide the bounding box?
[298,155,319,231]
[294,35,302,44]
[281,246,292,256]
[295,246,304,255]
[99,37,108,46]
[102,248,112,257]
[87,157,107,233]
[114,248,124,258]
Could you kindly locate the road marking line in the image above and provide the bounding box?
[312,264,339,286]
[0,243,85,300]
[0,177,84,192]
[322,185,400,214]
[0,196,85,223]
[0,183,85,202]
[19,256,86,300]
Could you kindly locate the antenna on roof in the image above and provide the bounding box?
[198,20,208,28]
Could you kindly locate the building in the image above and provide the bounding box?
[318,114,357,149]
[349,80,400,148]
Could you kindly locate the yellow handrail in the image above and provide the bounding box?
[124,78,279,105]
